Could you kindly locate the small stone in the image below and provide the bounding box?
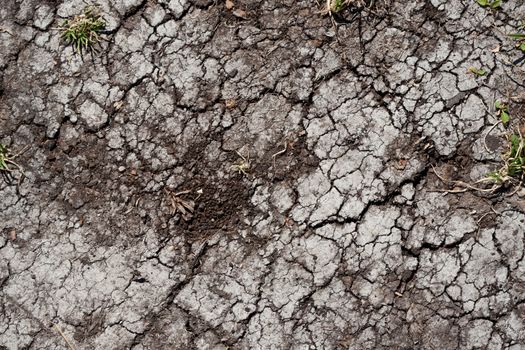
[78,100,108,131]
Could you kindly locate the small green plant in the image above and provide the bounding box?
[435,97,525,193]
[508,33,525,52]
[495,100,511,126]
[331,0,347,12]
[434,129,525,193]
[324,0,365,14]
[59,6,106,54]
[477,0,502,9]
[486,131,525,185]
[468,66,487,76]
[0,143,26,183]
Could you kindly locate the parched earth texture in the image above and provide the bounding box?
[3,0,525,349]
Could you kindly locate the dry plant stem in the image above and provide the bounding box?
[483,120,503,153]
[14,145,30,158]
[3,295,76,349]
[510,92,525,102]
[1,146,29,190]
[516,127,524,158]
[431,164,500,193]
[477,211,495,223]
[4,159,25,175]
[236,150,248,161]
[436,188,468,194]
[508,180,523,196]
[173,189,192,197]
[321,0,337,27]
[231,150,251,176]
[0,27,13,35]
[53,324,77,350]
[272,142,288,168]
[480,95,500,152]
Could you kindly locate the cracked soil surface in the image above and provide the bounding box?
[2,0,525,349]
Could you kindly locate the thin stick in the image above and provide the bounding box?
[430,164,500,193]
[0,27,13,35]
[53,324,77,350]
[477,212,494,223]
[13,145,30,158]
[173,189,192,197]
[235,150,248,162]
[510,92,525,102]
[507,180,522,197]
[483,120,502,153]
[195,189,203,201]
[272,142,288,169]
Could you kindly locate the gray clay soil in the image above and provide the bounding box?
[2,0,525,349]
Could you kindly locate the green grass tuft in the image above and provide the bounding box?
[60,6,106,54]
[477,0,502,9]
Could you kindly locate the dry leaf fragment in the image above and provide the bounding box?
[225,99,237,109]
[166,189,196,221]
[233,9,247,18]
[396,159,408,170]
[113,100,124,110]
[225,0,234,10]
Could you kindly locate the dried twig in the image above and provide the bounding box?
[476,212,492,223]
[483,120,503,153]
[431,164,500,194]
[272,142,288,169]
[0,27,13,35]
[53,324,77,350]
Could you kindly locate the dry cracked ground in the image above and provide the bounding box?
[3,0,525,349]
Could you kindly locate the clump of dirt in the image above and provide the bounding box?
[162,175,255,241]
